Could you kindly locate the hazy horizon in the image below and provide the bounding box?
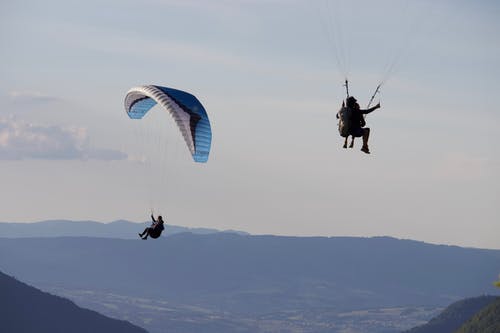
[1,218,499,251]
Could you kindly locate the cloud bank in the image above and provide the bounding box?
[7,91,62,104]
[0,117,127,161]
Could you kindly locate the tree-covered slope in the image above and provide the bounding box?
[0,270,147,333]
[455,297,500,333]
[403,296,498,333]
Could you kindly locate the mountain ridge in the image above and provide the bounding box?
[1,232,498,315]
[0,219,248,239]
[1,220,496,251]
[0,269,147,333]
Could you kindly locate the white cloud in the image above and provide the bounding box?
[7,91,62,104]
[0,116,127,161]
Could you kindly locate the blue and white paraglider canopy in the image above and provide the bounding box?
[124,85,212,163]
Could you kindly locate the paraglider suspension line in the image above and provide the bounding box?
[367,83,382,109]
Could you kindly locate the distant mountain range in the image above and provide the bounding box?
[1,220,499,332]
[0,269,147,333]
[0,220,248,239]
[1,231,498,314]
[403,295,499,333]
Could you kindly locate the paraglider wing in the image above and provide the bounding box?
[124,85,211,163]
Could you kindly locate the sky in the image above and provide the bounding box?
[0,0,499,249]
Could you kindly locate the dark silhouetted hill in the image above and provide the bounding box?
[0,220,247,239]
[1,233,499,315]
[0,270,147,333]
[455,297,500,333]
[403,296,498,333]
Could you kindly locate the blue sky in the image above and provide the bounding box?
[0,0,499,249]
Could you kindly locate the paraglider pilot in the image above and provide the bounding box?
[139,214,165,240]
[344,96,380,154]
